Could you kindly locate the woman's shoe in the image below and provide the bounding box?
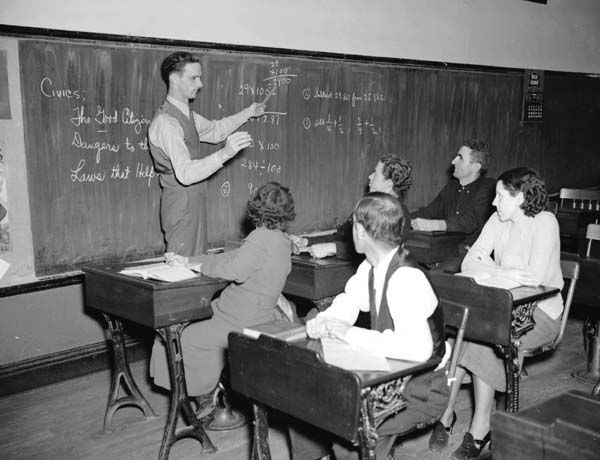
[194,387,219,420]
[428,412,457,451]
[451,432,491,460]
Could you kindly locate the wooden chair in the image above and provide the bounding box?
[521,259,580,366]
[559,188,600,211]
[585,223,600,258]
[545,200,558,215]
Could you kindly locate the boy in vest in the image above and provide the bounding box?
[291,192,449,460]
[148,51,265,256]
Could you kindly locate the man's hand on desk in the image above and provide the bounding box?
[306,315,351,341]
[411,218,447,232]
[308,243,336,259]
[288,234,308,255]
[165,252,202,273]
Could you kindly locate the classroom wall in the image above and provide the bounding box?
[0,0,599,369]
[2,0,600,74]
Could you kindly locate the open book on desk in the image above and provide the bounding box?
[120,262,198,282]
[321,338,391,372]
[243,319,307,342]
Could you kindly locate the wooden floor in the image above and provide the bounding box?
[1,313,597,460]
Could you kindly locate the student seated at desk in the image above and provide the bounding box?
[429,168,564,460]
[289,192,449,460]
[411,140,495,273]
[149,181,296,416]
[292,154,412,259]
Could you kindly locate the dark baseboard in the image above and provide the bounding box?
[0,338,151,398]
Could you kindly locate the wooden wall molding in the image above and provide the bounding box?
[0,337,149,398]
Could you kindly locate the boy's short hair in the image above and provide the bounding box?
[353,192,404,246]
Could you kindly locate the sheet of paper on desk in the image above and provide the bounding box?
[321,338,391,372]
[300,229,337,238]
[457,272,519,290]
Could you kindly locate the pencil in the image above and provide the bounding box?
[284,330,308,342]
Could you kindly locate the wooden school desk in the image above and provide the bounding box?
[228,332,440,460]
[428,272,560,412]
[403,230,466,267]
[491,390,600,460]
[284,254,356,307]
[83,265,227,460]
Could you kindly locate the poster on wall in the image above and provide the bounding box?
[0,138,9,251]
[0,50,11,119]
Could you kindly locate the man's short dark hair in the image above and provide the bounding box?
[464,139,491,173]
[379,154,413,197]
[160,52,201,86]
[353,192,404,247]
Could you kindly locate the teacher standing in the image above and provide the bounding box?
[148,51,265,256]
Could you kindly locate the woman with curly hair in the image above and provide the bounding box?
[296,154,413,259]
[149,181,296,409]
[429,167,563,460]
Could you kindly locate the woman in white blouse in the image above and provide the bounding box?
[429,167,563,460]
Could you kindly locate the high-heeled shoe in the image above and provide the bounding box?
[451,431,491,460]
[428,411,457,451]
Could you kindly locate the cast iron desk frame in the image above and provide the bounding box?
[228,332,440,460]
[428,273,560,412]
[82,265,227,460]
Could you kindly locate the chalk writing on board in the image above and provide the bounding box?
[302,87,385,106]
[40,77,83,100]
[301,115,383,135]
[221,181,231,198]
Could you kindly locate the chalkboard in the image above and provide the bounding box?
[23,36,599,278]
[21,38,427,276]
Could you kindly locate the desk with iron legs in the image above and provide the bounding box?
[285,256,562,411]
[428,273,560,412]
[82,265,227,460]
[228,332,440,460]
[82,256,355,459]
